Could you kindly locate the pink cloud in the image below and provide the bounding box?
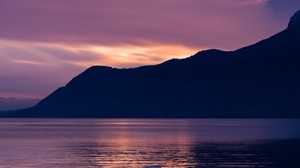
[0,0,296,50]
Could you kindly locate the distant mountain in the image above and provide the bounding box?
[0,97,39,111]
[3,10,300,118]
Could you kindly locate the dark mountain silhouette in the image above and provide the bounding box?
[3,10,300,118]
[0,97,39,111]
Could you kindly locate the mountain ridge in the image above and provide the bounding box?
[2,10,300,118]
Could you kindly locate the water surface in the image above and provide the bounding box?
[0,119,299,167]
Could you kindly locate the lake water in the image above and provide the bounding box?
[0,119,300,168]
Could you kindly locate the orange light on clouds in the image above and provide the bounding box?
[2,39,199,68]
[86,44,200,68]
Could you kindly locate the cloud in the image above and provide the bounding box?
[226,0,269,6]
[86,44,198,67]
[0,40,88,98]
[0,0,288,50]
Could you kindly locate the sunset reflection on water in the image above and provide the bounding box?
[0,119,300,167]
[68,142,195,167]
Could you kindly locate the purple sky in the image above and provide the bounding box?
[0,0,299,109]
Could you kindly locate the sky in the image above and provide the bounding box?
[0,0,300,110]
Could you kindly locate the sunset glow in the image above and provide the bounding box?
[0,0,299,106]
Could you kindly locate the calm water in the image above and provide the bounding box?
[0,119,300,168]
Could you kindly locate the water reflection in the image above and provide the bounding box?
[66,142,195,167]
[0,119,300,168]
[64,140,300,168]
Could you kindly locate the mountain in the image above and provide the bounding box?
[0,97,39,111]
[3,10,300,118]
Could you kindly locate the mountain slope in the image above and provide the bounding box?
[5,10,300,118]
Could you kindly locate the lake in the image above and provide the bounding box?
[0,119,299,168]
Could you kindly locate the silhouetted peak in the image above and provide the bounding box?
[87,65,114,71]
[83,66,116,74]
[193,49,223,56]
[288,10,300,29]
